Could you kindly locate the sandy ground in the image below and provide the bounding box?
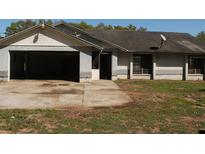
[0,80,132,109]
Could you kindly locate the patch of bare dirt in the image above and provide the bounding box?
[127,91,143,96]
[179,116,205,132]
[185,97,197,103]
[149,92,171,103]
[18,128,35,133]
[181,116,196,122]
[165,118,173,125]
[26,113,57,131]
[44,123,57,131]
[134,126,145,133]
[81,128,93,133]
[128,91,171,105]
[26,113,45,122]
[151,127,160,133]
[181,115,205,122]
[0,130,12,134]
[184,93,200,103]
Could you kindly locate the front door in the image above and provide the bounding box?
[100,52,112,80]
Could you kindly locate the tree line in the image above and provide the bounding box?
[1,19,147,37]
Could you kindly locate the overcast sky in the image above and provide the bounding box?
[1,19,205,36]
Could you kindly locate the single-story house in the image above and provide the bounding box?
[1,22,205,82]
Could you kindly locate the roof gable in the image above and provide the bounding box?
[0,24,98,49]
[11,29,76,47]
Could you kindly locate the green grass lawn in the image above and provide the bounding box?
[0,80,205,133]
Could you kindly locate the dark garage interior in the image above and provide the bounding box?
[10,51,79,82]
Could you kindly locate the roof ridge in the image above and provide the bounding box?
[86,29,191,35]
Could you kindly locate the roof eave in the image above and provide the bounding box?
[128,49,205,54]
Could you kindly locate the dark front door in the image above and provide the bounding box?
[100,52,112,80]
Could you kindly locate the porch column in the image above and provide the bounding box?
[184,55,188,80]
[112,50,118,80]
[129,53,133,79]
[152,53,156,80]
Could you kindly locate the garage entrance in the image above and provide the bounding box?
[10,51,79,82]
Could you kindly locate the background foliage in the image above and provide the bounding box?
[3,20,147,36]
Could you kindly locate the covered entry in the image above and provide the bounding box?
[100,52,112,80]
[10,51,79,82]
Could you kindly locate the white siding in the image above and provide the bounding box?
[11,30,77,47]
[132,74,151,80]
[187,74,203,80]
[0,48,9,71]
[80,51,92,82]
[117,51,129,79]
[155,53,184,80]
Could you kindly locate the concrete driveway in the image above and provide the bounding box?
[0,80,132,109]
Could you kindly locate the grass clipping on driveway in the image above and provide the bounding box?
[1,80,205,133]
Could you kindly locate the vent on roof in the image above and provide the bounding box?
[74,32,81,37]
[177,40,205,52]
[159,34,166,48]
[150,46,159,50]
[150,34,167,50]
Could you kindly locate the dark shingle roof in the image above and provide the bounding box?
[54,23,112,49]
[54,22,128,51]
[86,30,205,53]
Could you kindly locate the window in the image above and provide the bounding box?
[92,51,99,69]
[133,54,152,74]
[188,56,204,74]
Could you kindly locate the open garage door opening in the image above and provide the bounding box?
[10,51,79,82]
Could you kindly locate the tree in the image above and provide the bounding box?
[5,19,53,36]
[5,19,36,36]
[113,25,128,31]
[127,24,136,31]
[137,27,147,32]
[96,23,105,29]
[95,23,113,30]
[196,31,205,42]
[38,19,53,25]
[107,25,114,30]
[70,21,94,30]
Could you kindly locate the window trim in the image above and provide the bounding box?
[132,54,152,75]
[188,56,204,75]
